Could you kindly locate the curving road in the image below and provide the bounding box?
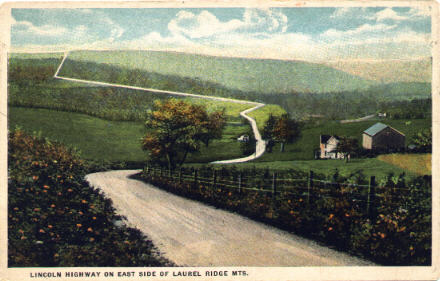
[86,170,374,266]
[54,51,266,164]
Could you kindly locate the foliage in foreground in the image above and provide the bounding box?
[8,130,172,267]
[139,166,431,266]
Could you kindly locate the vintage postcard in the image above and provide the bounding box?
[0,1,439,280]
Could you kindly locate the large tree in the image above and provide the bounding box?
[142,99,225,169]
[337,137,359,162]
[262,114,277,153]
[412,128,432,152]
[273,114,301,152]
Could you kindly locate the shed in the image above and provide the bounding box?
[362,123,405,150]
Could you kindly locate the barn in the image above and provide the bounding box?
[362,123,405,151]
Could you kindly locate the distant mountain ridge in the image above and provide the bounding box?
[67,50,376,94]
[325,58,431,83]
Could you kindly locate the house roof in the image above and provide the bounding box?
[320,135,340,144]
[320,135,331,143]
[363,122,389,136]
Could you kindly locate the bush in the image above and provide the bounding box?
[138,165,431,265]
[8,130,172,267]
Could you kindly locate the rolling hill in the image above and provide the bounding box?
[64,50,376,94]
[325,58,431,83]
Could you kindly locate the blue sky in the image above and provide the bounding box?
[11,7,431,61]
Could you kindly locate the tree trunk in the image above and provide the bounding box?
[166,153,172,171]
[179,148,189,166]
[280,142,285,152]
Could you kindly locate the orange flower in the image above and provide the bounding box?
[76,224,82,228]
[50,204,56,208]
[287,200,291,203]
[32,176,38,180]
[345,213,350,217]
[87,227,93,232]
[89,237,95,242]
[228,192,232,196]
[328,227,333,231]
[67,188,73,192]
[81,200,87,204]
[79,211,83,215]
[20,236,26,240]
[58,192,62,196]
[92,216,97,220]
[43,190,47,193]
[39,229,45,233]
[13,207,19,211]
[48,225,53,229]
[18,229,24,233]
[329,214,334,220]
[34,208,40,212]
[380,233,386,239]
[289,210,294,215]
[43,185,50,189]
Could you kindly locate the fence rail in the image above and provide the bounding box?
[143,165,431,214]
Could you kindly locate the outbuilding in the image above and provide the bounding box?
[362,122,405,151]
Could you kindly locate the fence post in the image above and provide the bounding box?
[212,169,217,189]
[367,176,376,218]
[272,172,277,198]
[308,170,314,205]
[194,169,198,186]
[238,173,242,193]
[179,168,183,184]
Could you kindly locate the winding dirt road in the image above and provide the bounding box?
[54,51,265,164]
[86,170,374,266]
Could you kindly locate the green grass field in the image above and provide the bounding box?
[63,50,374,94]
[9,107,249,163]
[257,118,431,161]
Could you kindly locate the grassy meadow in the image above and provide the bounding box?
[378,153,431,176]
[8,107,250,164]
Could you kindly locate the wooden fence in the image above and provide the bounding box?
[146,165,430,215]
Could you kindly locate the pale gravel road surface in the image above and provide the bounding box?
[86,170,374,267]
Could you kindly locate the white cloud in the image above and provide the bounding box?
[167,8,288,40]
[372,8,408,22]
[168,10,245,39]
[12,10,124,45]
[13,20,68,37]
[321,23,397,40]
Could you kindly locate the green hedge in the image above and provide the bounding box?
[138,166,431,265]
[8,130,173,267]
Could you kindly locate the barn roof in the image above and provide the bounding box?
[363,122,388,136]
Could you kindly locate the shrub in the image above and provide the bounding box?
[8,130,172,267]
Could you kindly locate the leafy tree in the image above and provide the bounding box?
[262,114,277,153]
[273,114,301,152]
[412,128,432,152]
[142,99,225,169]
[240,130,256,156]
[337,137,359,162]
[198,109,226,147]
